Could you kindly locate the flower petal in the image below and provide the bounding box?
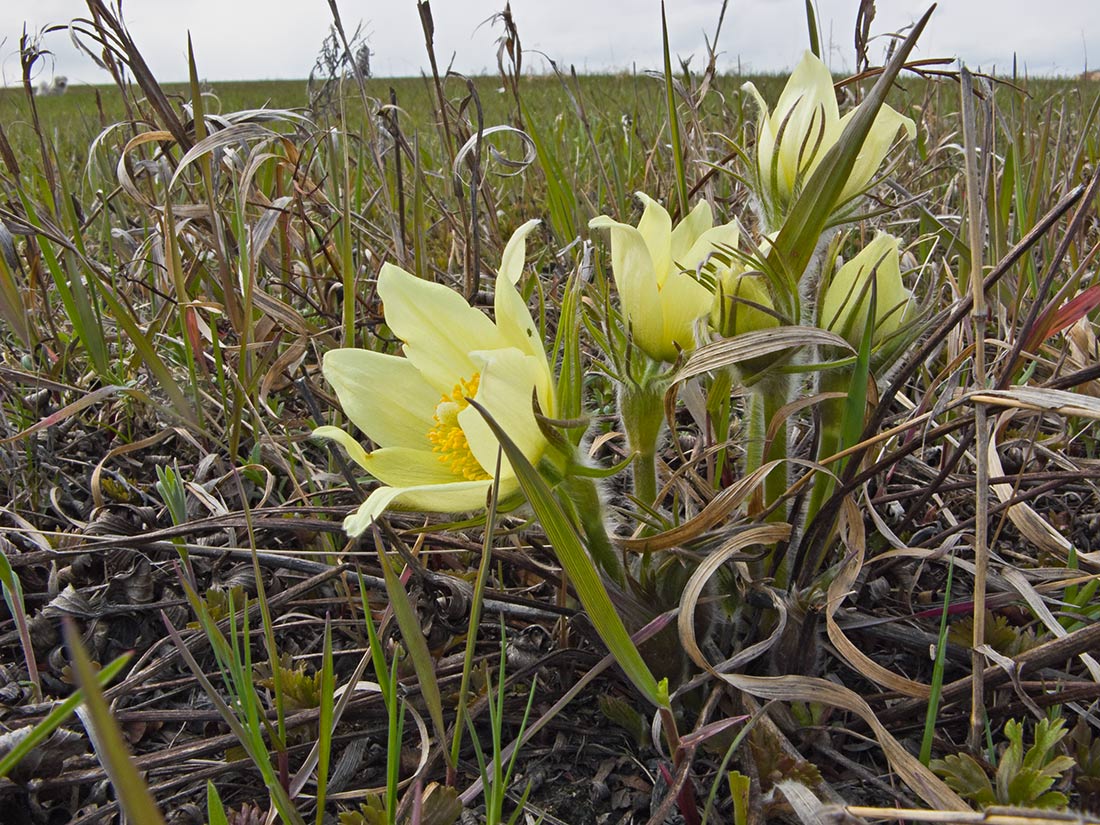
[342,479,499,536]
[821,232,911,345]
[494,275,555,417]
[313,425,372,470]
[589,215,665,361]
[681,220,741,273]
[835,103,916,203]
[711,272,778,338]
[635,192,673,284]
[313,429,460,486]
[377,262,505,392]
[658,270,714,358]
[498,219,541,285]
[322,348,438,448]
[360,446,462,486]
[773,52,838,198]
[494,221,555,417]
[457,347,547,480]
[669,199,713,264]
[742,81,777,186]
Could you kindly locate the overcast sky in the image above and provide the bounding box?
[1,1,1097,87]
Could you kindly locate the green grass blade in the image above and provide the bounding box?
[661,1,689,218]
[63,620,167,825]
[25,216,109,377]
[357,578,392,704]
[0,547,40,700]
[0,223,32,345]
[468,398,665,708]
[920,553,956,765]
[524,102,577,242]
[0,652,130,779]
[450,452,504,770]
[91,272,199,427]
[553,257,586,437]
[805,0,822,58]
[314,616,335,825]
[373,534,453,770]
[163,607,305,825]
[837,279,875,470]
[206,781,231,825]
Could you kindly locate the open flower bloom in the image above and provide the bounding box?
[819,232,913,348]
[314,220,555,537]
[590,194,739,364]
[743,51,916,226]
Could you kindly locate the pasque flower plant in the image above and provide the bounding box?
[589,194,740,506]
[314,220,555,536]
[743,50,916,231]
[701,229,917,579]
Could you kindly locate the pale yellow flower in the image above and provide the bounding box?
[707,228,780,339]
[819,232,913,346]
[314,221,554,537]
[743,51,916,223]
[590,194,739,364]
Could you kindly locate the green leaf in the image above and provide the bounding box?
[523,103,576,243]
[206,782,230,825]
[468,398,664,708]
[728,771,751,825]
[0,547,39,700]
[1024,718,1070,774]
[315,617,335,825]
[838,274,875,466]
[804,0,821,58]
[661,1,689,218]
[1007,768,1057,807]
[931,753,995,807]
[373,537,452,769]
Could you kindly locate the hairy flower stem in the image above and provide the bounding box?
[633,451,659,513]
[745,375,791,517]
[803,368,850,542]
[746,374,793,586]
[559,474,624,587]
[618,366,668,511]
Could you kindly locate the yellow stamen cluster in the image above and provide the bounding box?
[427,374,490,481]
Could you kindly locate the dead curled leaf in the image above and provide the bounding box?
[676,520,967,811]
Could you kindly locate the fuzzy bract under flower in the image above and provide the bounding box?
[314,220,555,537]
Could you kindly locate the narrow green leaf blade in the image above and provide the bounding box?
[805,0,822,58]
[206,782,230,825]
[838,278,875,467]
[314,617,335,825]
[374,538,452,767]
[469,399,664,707]
[63,620,167,825]
[0,652,130,779]
[661,1,689,218]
